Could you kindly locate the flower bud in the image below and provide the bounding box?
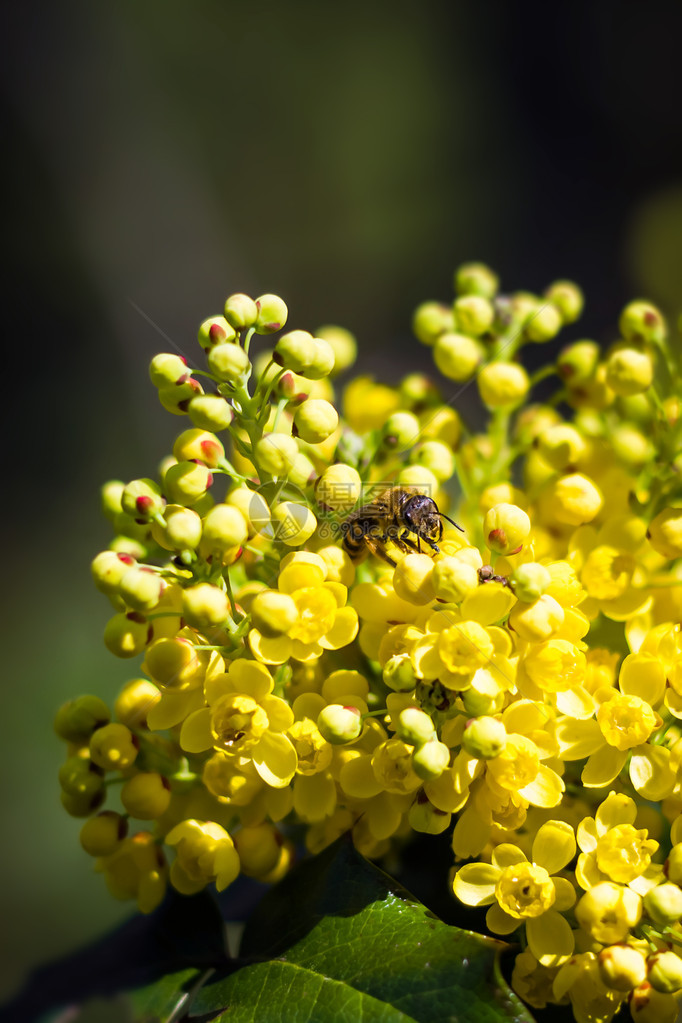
[392,553,436,606]
[524,302,562,342]
[187,394,234,432]
[647,951,682,994]
[412,302,452,345]
[89,722,138,771]
[149,353,188,387]
[382,411,420,450]
[306,338,335,379]
[315,325,357,373]
[207,342,251,385]
[103,612,151,658]
[226,487,270,537]
[605,345,654,396]
[164,461,213,506]
[317,704,363,744]
[173,429,225,468]
[158,376,203,414]
[121,772,171,819]
[80,811,127,856]
[383,653,418,692]
[293,399,339,443]
[151,504,202,551]
[412,740,450,780]
[315,464,362,512]
[114,679,160,729]
[251,590,298,636]
[537,424,587,470]
[274,330,317,373]
[511,563,551,602]
[101,480,124,521]
[454,262,499,299]
[255,433,299,476]
[620,300,666,345]
[453,295,494,336]
[254,294,288,334]
[201,504,249,552]
[643,883,682,925]
[91,550,136,595]
[197,316,236,350]
[182,583,230,629]
[484,503,531,555]
[224,293,258,330]
[397,465,440,493]
[143,636,200,690]
[478,362,529,408]
[396,707,436,747]
[647,508,682,559]
[598,945,647,991]
[557,340,600,385]
[271,502,317,546]
[410,440,454,482]
[548,473,603,526]
[121,479,165,522]
[508,594,564,642]
[462,716,506,759]
[408,793,451,834]
[119,567,164,612]
[545,280,584,324]
[433,333,482,382]
[432,557,479,603]
[54,695,111,744]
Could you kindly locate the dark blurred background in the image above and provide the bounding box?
[2,0,682,1006]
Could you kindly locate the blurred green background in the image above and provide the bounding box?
[2,0,682,1007]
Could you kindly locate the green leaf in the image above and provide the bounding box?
[129,967,210,1023]
[191,834,535,1023]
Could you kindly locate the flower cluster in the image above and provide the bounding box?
[56,270,682,1023]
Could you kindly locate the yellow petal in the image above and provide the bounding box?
[518,764,564,808]
[630,745,676,800]
[179,707,213,753]
[251,731,297,788]
[319,607,359,650]
[228,659,274,699]
[170,860,205,896]
[491,844,528,870]
[366,791,404,841]
[526,910,574,967]
[261,694,295,732]
[576,816,599,853]
[147,688,204,731]
[291,639,324,661]
[293,771,337,822]
[452,806,492,859]
[452,862,500,906]
[485,902,519,935]
[214,842,241,891]
[555,686,596,720]
[581,745,627,787]
[248,629,292,665]
[555,717,603,759]
[594,791,636,831]
[460,583,516,626]
[575,852,604,891]
[532,820,576,874]
[552,876,577,911]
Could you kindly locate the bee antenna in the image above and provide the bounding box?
[439,512,465,533]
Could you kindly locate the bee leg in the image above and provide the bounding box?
[365,536,397,567]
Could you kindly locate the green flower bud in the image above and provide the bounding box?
[274,330,317,373]
[55,696,111,744]
[605,344,654,396]
[315,325,357,373]
[271,502,317,546]
[158,376,203,414]
[254,294,288,334]
[648,508,682,559]
[287,452,317,489]
[121,772,171,819]
[397,465,440,493]
[484,502,531,554]
[197,315,236,350]
[400,373,440,408]
[182,582,230,629]
[396,707,436,747]
[224,293,258,331]
[410,439,455,482]
[187,394,234,432]
[80,811,127,856]
[317,704,363,745]
[149,353,188,387]
[151,504,203,551]
[382,653,418,693]
[103,612,151,658]
[306,338,335,379]
[101,480,124,521]
[225,487,270,537]
[118,567,164,612]
[612,424,654,468]
[201,504,249,552]
[164,460,213,507]
[91,550,136,595]
[293,398,339,444]
[454,262,499,299]
[433,332,482,382]
[432,557,479,603]
[511,562,551,602]
[207,342,251,385]
[477,362,529,408]
[89,722,138,771]
[121,479,166,522]
[537,423,587,470]
[251,590,298,637]
[598,945,647,991]
[412,301,453,345]
[382,411,420,450]
[461,673,504,716]
[462,716,506,759]
[114,678,160,729]
[173,429,225,468]
[60,786,105,818]
[544,280,584,324]
[524,302,562,342]
[557,340,601,385]
[647,951,682,994]
[143,636,200,690]
[412,739,450,780]
[453,295,494,336]
[643,883,682,925]
[620,300,666,345]
[408,793,451,834]
[255,433,299,476]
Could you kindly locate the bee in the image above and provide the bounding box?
[341,486,463,567]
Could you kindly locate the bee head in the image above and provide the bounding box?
[403,494,442,541]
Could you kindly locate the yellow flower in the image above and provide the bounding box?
[166,818,240,894]
[453,819,576,966]
[96,831,166,914]
[575,792,660,892]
